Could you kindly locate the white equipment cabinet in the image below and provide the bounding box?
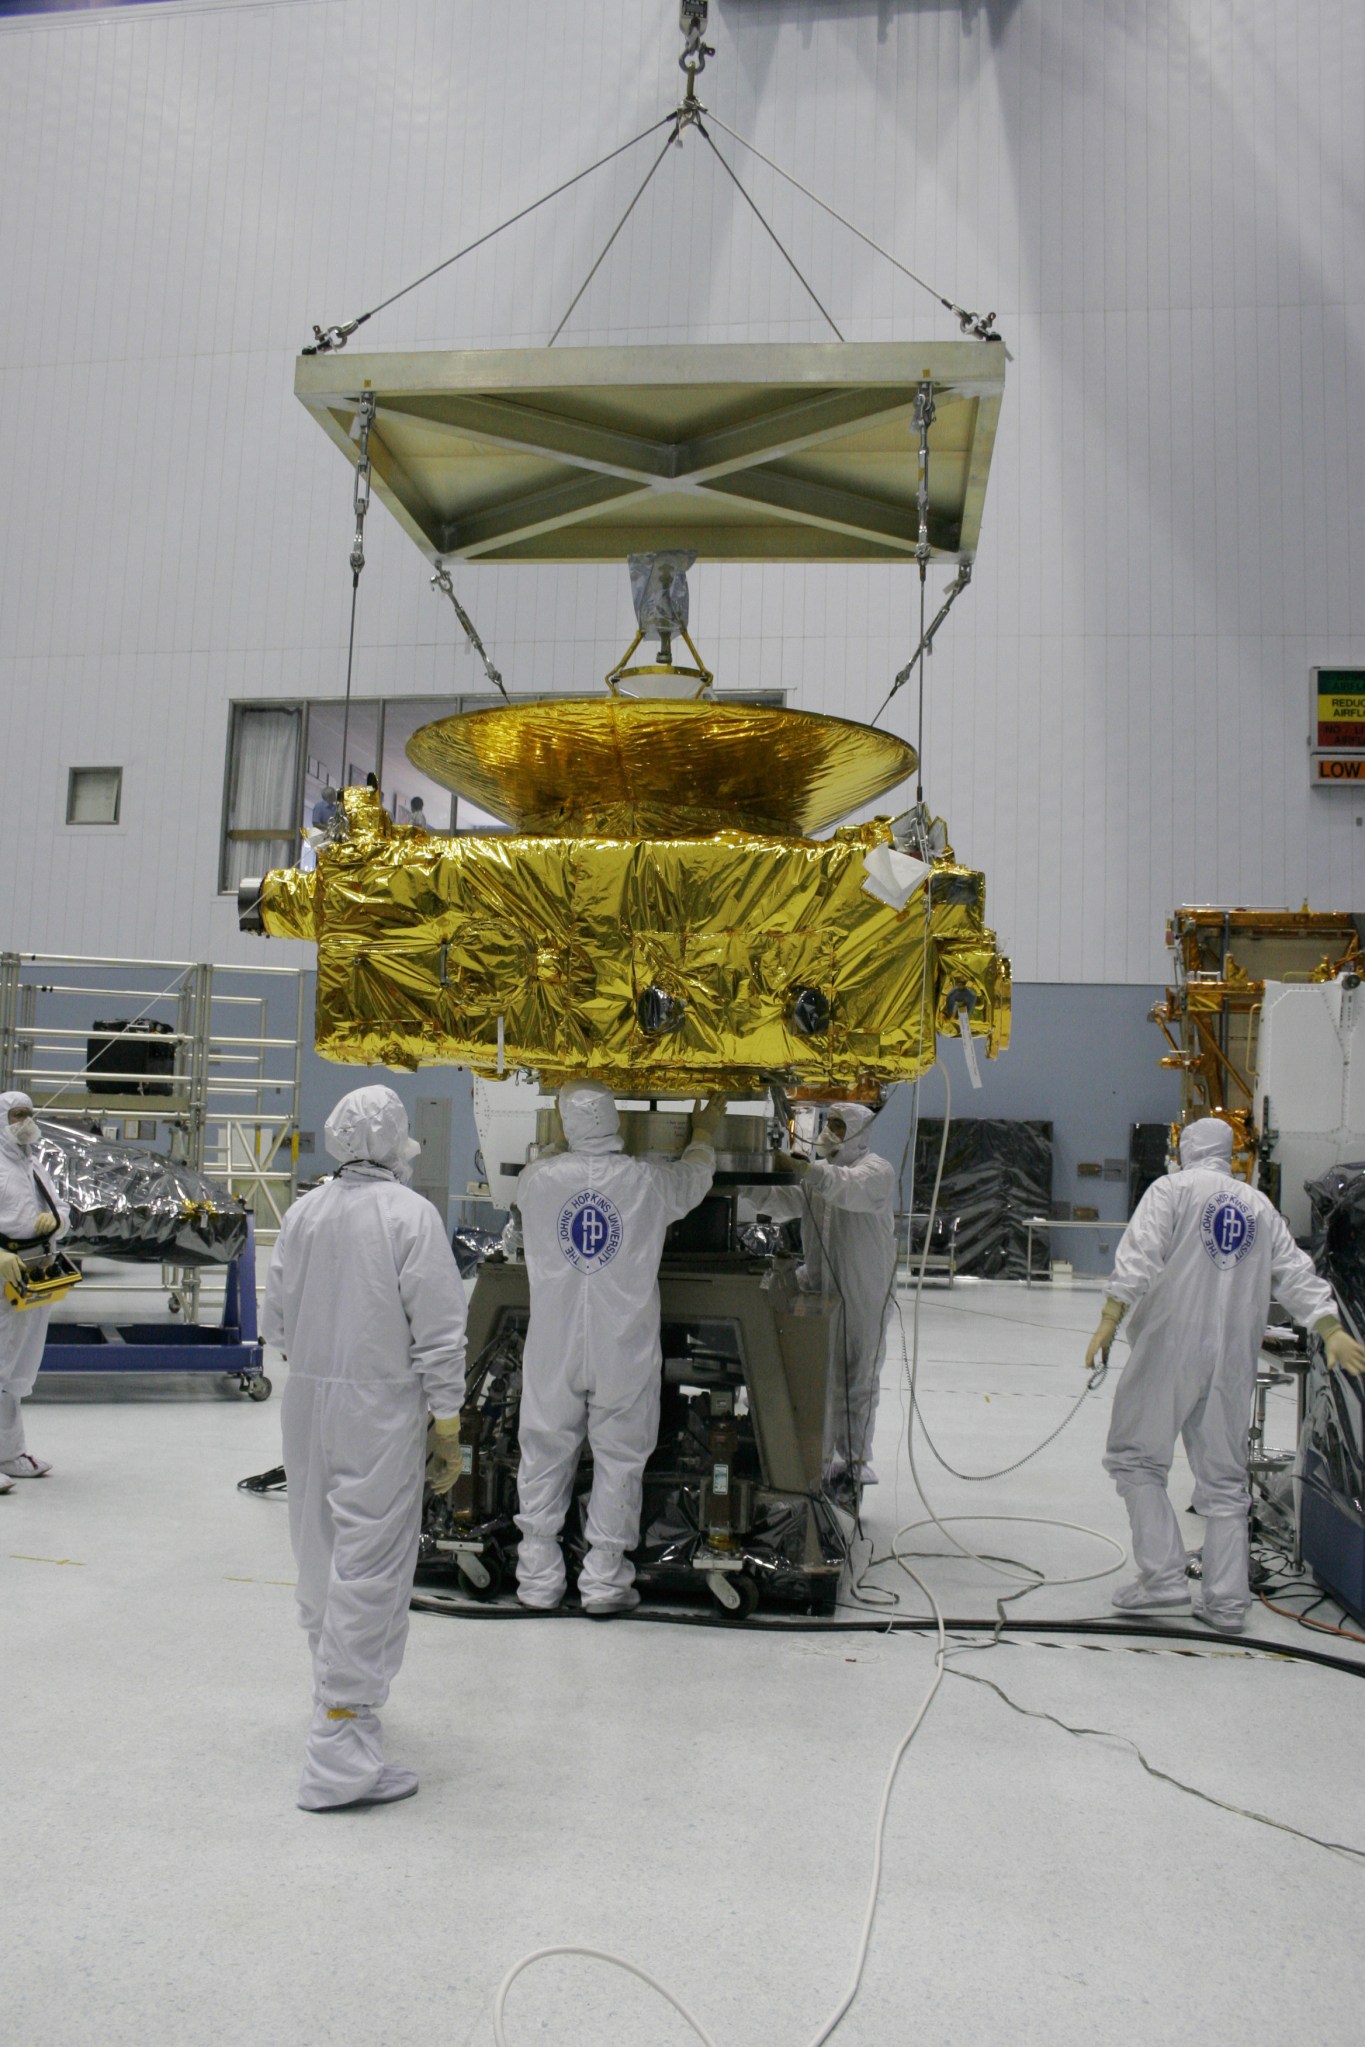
[1256,974,1365,1236]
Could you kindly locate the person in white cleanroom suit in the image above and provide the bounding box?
[1089,1116,1365,1633]
[264,1086,467,1811]
[767,1103,897,1496]
[513,1082,724,1615]
[0,1091,68,1485]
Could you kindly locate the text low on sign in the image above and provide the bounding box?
[1310,669,1365,789]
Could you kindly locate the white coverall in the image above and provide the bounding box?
[767,1104,898,1481]
[513,1083,715,1610]
[264,1086,467,1809]
[1103,1117,1336,1624]
[0,1091,69,1466]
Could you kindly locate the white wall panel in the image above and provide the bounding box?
[0,0,1363,979]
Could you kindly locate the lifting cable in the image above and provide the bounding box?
[871,562,972,731]
[429,563,508,702]
[338,392,375,786]
[302,3,1004,753]
[912,382,933,787]
[692,120,843,341]
[546,50,843,345]
[301,114,678,356]
[703,110,1004,346]
[548,125,684,346]
[301,64,1001,358]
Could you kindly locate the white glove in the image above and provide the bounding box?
[0,1248,23,1289]
[1085,1297,1125,1370]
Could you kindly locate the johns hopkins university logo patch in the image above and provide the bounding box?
[558,1189,624,1271]
[1200,1189,1258,1269]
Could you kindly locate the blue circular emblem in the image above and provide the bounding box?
[1200,1193,1257,1269]
[557,1189,623,1272]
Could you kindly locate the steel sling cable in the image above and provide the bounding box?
[549,113,848,348]
[302,114,678,353]
[338,391,375,789]
[338,575,362,796]
[548,126,682,345]
[703,110,1002,343]
[694,119,844,340]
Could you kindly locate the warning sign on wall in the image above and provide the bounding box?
[1311,667,1365,788]
[1316,669,1365,747]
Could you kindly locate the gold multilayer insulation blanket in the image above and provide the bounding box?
[405,695,928,839]
[259,788,1010,1092]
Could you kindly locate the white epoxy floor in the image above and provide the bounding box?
[6,1281,1365,2047]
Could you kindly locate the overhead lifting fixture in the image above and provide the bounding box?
[303,0,1007,784]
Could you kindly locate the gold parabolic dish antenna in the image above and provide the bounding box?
[407,699,918,837]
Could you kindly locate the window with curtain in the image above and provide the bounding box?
[220,705,302,892]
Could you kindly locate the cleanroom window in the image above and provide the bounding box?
[379,699,458,831]
[220,705,302,892]
[304,699,380,809]
[219,688,790,888]
[66,765,122,825]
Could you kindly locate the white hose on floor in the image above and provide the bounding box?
[889,1061,1126,1597]
[493,1947,718,2047]
[493,1065,1124,2044]
[492,1563,950,2047]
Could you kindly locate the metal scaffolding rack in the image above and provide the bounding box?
[0,952,304,1359]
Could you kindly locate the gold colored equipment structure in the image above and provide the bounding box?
[247,696,1010,1095]
[246,324,1013,1614]
[1151,905,1362,1175]
[242,340,1012,1098]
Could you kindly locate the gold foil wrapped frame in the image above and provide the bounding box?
[406,698,918,838]
[259,787,1010,1094]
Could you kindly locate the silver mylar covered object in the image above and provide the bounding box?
[34,1123,250,1266]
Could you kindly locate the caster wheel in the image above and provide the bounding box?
[713,1574,759,1623]
[246,1375,273,1402]
[168,1294,183,1316]
[457,1554,504,1601]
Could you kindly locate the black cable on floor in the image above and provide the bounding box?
[407,1596,1365,1678]
[237,1466,286,1494]
[945,1659,1365,1864]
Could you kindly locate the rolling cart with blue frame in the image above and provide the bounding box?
[40,1218,271,1400]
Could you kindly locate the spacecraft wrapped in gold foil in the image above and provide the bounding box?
[247,697,1010,1095]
